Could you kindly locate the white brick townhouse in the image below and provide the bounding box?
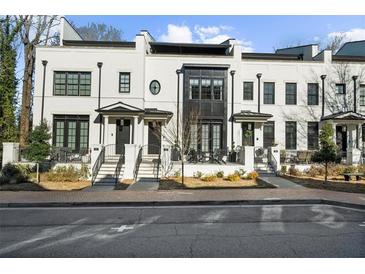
[31,18,365,182]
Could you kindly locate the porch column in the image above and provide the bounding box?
[104,115,109,145]
[133,116,138,144]
[347,124,361,165]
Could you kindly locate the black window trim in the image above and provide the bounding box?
[307,121,319,150]
[285,121,297,150]
[119,72,131,93]
[53,71,92,96]
[336,83,346,95]
[263,82,275,105]
[307,82,319,106]
[285,82,297,105]
[359,84,365,106]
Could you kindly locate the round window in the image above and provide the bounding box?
[149,80,161,95]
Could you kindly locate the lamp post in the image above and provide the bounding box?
[230,70,236,154]
[352,75,358,113]
[176,69,182,146]
[320,75,327,117]
[256,73,262,113]
[40,60,48,123]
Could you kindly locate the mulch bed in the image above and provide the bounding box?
[0,180,91,191]
[283,174,365,193]
[159,177,275,190]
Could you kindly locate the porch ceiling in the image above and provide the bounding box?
[231,110,273,123]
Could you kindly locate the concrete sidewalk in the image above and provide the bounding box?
[0,188,364,209]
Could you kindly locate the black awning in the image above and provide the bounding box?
[231,110,273,122]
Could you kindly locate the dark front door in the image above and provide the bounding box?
[116,119,130,154]
[336,125,347,154]
[242,122,255,146]
[148,121,161,154]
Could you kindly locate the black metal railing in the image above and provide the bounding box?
[186,148,228,164]
[49,147,91,163]
[114,153,125,185]
[133,144,161,182]
[91,146,105,185]
[268,147,278,174]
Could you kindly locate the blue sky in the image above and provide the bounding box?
[67,15,365,52]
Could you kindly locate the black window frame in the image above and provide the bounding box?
[307,83,319,105]
[307,122,319,150]
[360,85,365,106]
[263,121,275,148]
[336,83,346,95]
[243,81,254,100]
[285,82,297,105]
[285,121,297,150]
[264,82,275,104]
[119,72,131,93]
[189,78,200,100]
[52,115,90,153]
[201,78,212,100]
[53,71,91,96]
[212,78,224,101]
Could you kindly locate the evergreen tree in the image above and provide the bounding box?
[24,121,51,163]
[312,122,338,182]
[0,16,22,162]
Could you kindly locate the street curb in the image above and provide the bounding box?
[0,199,364,209]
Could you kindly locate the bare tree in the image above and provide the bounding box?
[157,109,200,184]
[325,33,346,53]
[75,22,123,41]
[17,15,60,147]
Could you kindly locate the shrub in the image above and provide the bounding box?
[80,164,90,179]
[173,170,181,178]
[193,171,203,179]
[225,173,240,182]
[305,165,324,177]
[288,166,301,176]
[237,169,246,177]
[0,163,29,185]
[246,171,259,180]
[45,166,84,182]
[201,174,217,182]
[328,164,345,176]
[24,121,51,163]
[357,165,365,174]
[281,165,287,174]
[215,170,224,178]
[343,165,357,174]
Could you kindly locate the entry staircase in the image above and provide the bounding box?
[254,146,276,176]
[91,145,125,186]
[133,145,162,184]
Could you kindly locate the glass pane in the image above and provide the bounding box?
[79,121,89,149]
[263,122,274,148]
[308,83,319,105]
[243,82,253,100]
[201,79,211,100]
[336,84,345,94]
[67,121,77,150]
[286,122,297,150]
[67,73,79,96]
[54,72,66,95]
[213,79,223,100]
[212,124,221,151]
[360,86,365,106]
[120,73,130,93]
[79,73,91,96]
[201,124,210,152]
[286,83,297,105]
[55,121,64,147]
[264,82,275,104]
[189,79,200,99]
[308,122,319,150]
[189,124,198,151]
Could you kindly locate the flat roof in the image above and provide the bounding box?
[149,42,230,55]
[241,52,303,61]
[62,40,136,48]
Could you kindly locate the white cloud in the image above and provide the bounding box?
[159,24,193,43]
[158,23,254,52]
[328,28,365,42]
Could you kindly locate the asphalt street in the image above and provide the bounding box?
[0,204,364,257]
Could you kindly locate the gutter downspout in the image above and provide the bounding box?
[230,70,236,151]
[97,62,103,144]
[40,60,48,123]
[353,75,358,113]
[320,75,327,118]
[256,73,262,113]
[176,69,182,146]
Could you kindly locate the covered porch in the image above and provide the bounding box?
[321,111,365,165]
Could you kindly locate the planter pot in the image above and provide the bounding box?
[229,152,237,163]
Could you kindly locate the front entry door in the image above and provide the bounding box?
[336,125,347,155]
[148,121,161,154]
[116,119,130,154]
[242,122,255,146]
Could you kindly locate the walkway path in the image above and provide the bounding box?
[259,175,305,189]
[127,178,159,191]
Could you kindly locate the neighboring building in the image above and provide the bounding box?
[31,18,365,181]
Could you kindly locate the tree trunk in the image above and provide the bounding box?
[325,162,328,182]
[19,43,35,147]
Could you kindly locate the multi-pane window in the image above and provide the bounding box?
[201,79,211,100]
[285,121,297,150]
[360,85,365,106]
[213,79,223,100]
[308,83,319,105]
[307,122,319,150]
[53,115,89,153]
[336,84,346,94]
[201,124,210,152]
[55,121,64,147]
[53,72,91,96]
[212,124,221,152]
[243,81,253,100]
[285,83,297,105]
[263,121,275,148]
[189,78,200,99]
[189,124,198,151]
[264,82,275,104]
[119,72,130,93]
